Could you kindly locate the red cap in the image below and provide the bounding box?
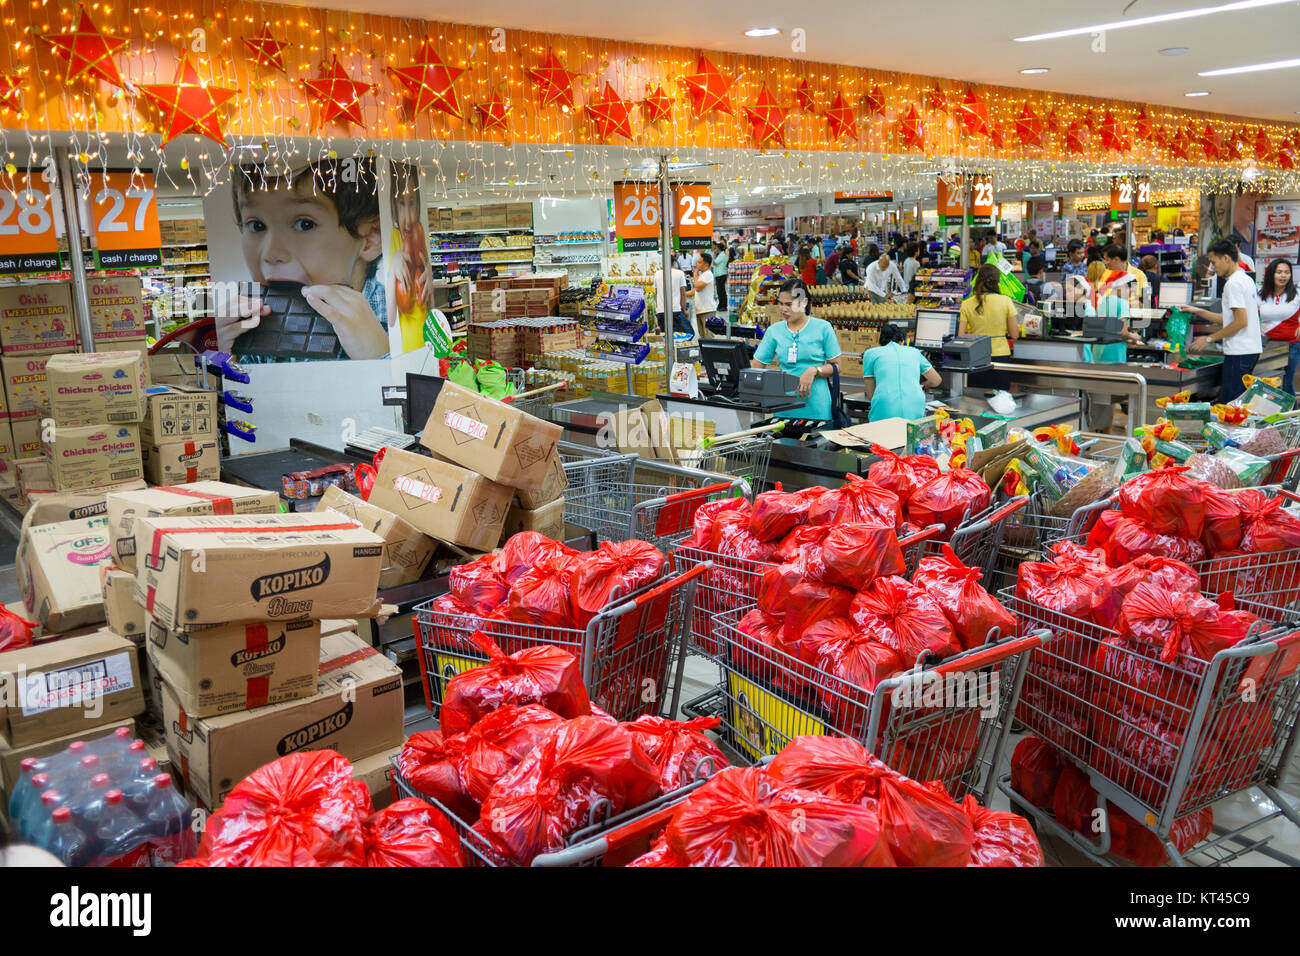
[81,755,100,770]
[91,773,110,789]
[67,742,86,755]
[52,807,72,823]
[139,757,158,773]
[113,727,132,740]
[128,740,146,754]
[105,790,123,805]
[32,773,49,788]
[40,790,61,806]
[153,773,174,790]
[19,758,37,772]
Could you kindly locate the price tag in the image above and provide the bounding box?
[90,169,162,268]
[613,181,660,252]
[0,173,61,275]
[671,181,712,251]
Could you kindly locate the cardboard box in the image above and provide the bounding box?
[0,472,17,511]
[148,353,195,388]
[314,485,435,589]
[514,447,568,509]
[16,515,112,633]
[0,629,144,747]
[43,423,143,491]
[2,353,52,421]
[15,455,52,502]
[419,380,562,491]
[133,512,385,629]
[505,203,532,229]
[9,416,41,458]
[162,631,404,808]
[451,206,480,229]
[139,385,218,445]
[0,282,77,355]
[0,718,136,794]
[23,479,148,527]
[501,497,566,541]
[100,566,146,639]
[351,745,403,811]
[840,353,864,377]
[142,654,164,722]
[147,617,322,718]
[44,351,148,426]
[106,481,280,572]
[142,438,220,485]
[367,447,511,551]
[85,276,147,346]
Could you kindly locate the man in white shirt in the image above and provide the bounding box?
[1188,238,1263,403]
[863,252,905,303]
[901,242,922,294]
[652,265,691,336]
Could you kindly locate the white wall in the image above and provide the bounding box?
[531,196,606,234]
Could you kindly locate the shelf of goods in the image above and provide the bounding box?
[522,336,672,400]
[430,278,470,329]
[579,283,652,366]
[913,267,971,310]
[726,259,760,307]
[1139,243,1191,281]
[740,261,797,328]
[430,227,535,275]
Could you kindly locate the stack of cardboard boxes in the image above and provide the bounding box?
[138,385,220,485]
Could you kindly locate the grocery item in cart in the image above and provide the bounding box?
[1009,736,1065,809]
[748,483,818,542]
[1115,583,1258,663]
[1089,555,1200,629]
[819,521,907,589]
[772,523,832,561]
[1017,557,1107,621]
[1117,466,1206,538]
[877,776,975,867]
[0,601,36,652]
[913,544,1018,650]
[570,540,666,626]
[1088,511,1206,566]
[1185,452,1244,490]
[907,468,991,537]
[623,715,730,791]
[681,496,750,549]
[867,444,941,507]
[1199,483,1246,550]
[363,798,464,867]
[450,554,510,614]
[808,474,903,528]
[708,510,778,562]
[848,575,960,661]
[961,794,1043,867]
[781,579,855,647]
[493,531,576,585]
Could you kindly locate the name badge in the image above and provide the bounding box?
[786,344,798,364]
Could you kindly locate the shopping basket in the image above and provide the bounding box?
[1001,586,1300,866]
[687,605,1047,803]
[412,562,709,723]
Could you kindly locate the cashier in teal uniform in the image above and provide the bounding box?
[862,324,943,421]
[1080,280,1144,431]
[751,278,842,421]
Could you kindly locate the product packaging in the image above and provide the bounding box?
[23,479,148,527]
[44,350,148,425]
[15,514,113,632]
[1,353,52,420]
[139,385,219,445]
[100,565,146,639]
[43,423,143,491]
[85,276,147,346]
[313,484,436,589]
[500,497,566,542]
[142,438,220,485]
[0,282,77,355]
[367,447,511,551]
[513,448,568,509]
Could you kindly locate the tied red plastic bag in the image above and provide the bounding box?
[1047,540,1109,571]
[494,532,577,585]
[1240,493,1300,554]
[960,794,1043,867]
[1009,736,1064,809]
[681,496,750,550]
[439,634,590,736]
[1116,583,1257,663]
[781,580,855,648]
[773,524,832,562]
[907,468,991,536]
[757,561,804,617]
[749,482,814,542]
[808,474,903,528]
[849,575,960,661]
[507,552,582,628]
[1089,555,1201,629]
[363,798,464,867]
[733,609,810,699]
[448,554,509,615]
[913,544,1019,649]
[457,704,566,803]
[819,521,906,589]
[710,510,779,562]
[478,716,662,865]
[570,540,665,625]
[662,766,896,866]
[395,731,478,820]
[197,750,370,867]
[764,735,897,807]
[627,838,686,867]
[867,444,942,507]
[0,602,37,653]
[1117,466,1205,539]
[1096,515,1206,567]
[624,715,729,790]
[876,776,974,867]
[1017,559,1107,620]
[799,617,903,698]
[1199,483,1244,553]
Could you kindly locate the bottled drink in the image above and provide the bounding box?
[92,790,152,867]
[86,726,134,757]
[120,758,159,815]
[144,774,197,866]
[47,807,98,867]
[28,790,66,851]
[7,759,42,836]
[14,772,52,840]
[77,772,114,832]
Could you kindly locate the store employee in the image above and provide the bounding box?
[751,278,842,421]
[862,324,942,421]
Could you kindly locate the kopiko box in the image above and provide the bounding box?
[501,497,566,542]
[140,385,218,445]
[100,565,145,640]
[0,629,145,747]
[147,617,322,718]
[419,380,563,492]
[85,276,147,345]
[23,478,148,527]
[2,353,52,420]
[161,631,404,809]
[133,511,386,629]
[106,481,282,573]
[16,514,113,633]
[143,438,220,485]
[43,423,143,491]
[313,484,436,589]
[0,281,77,355]
[366,446,511,551]
[44,350,148,425]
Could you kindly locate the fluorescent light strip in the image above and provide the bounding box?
[1200,57,1300,76]
[1014,0,1292,42]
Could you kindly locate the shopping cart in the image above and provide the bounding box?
[412,562,709,724]
[928,496,1029,581]
[687,606,1047,803]
[674,422,783,492]
[503,375,566,418]
[1001,587,1300,866]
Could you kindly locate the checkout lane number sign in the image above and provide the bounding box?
[613,180,660,252]
[89,169,163,269]
[1110,176,1151,220]
[671,181,712,252]
[0,172,61,274]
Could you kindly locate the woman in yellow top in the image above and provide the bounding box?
[958,264,1019,357]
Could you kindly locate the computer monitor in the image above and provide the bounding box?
[1158,281,1191,308]
[404,372,445,435]
[914,310,958,349]
[700,340,751,394]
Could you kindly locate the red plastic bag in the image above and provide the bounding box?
[1118,466,1205,538]
[867,444,941,507]
[439,634,590,736]
[506,557,582,629]
[913,544,1019,649]
[662,766,896,866]
[624,715,729,790]
[363,798,464,867]
[0,602,36,653]
[1199,483,1244,553]
[1111,807,1213,867]
[907,468,991,536]
[1091,637,1198,723]
[849,575,960,661]
[395,731,478,820]
[1046,540,1109,571]
[808,474,903,528]
[1097,515,1206,567]
[876,776,973,866]
[1009,736,1064,809]
[749,482,814,542]
[764,735,897,808]
[457,704,566,804]
[570,540,665,625]
[781,579,855,648]
[681,496,751,549]
[197,750,370,867]
[627,838,686,866]
[1089,555,1200,629]
[961,795,1043,867]
[756,561,803,617]
[494,532,577,585]
[449,554,509,615]
[479,716,662,864]
[798,617,903,695]
[711,511,779,562]
[773,524,833,562]
[1085,508,1123,553]
[819,521,906,589]
[1017,559,1107,620]
[1116,583,1255,662]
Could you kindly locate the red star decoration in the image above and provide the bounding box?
[1200,123,1224,161]
[898,105,925,150]
[41,6,128,89]
[0,75,23,115]
[641,85,672,123]
[957,88,988,136]
[743,85,787,147]
[989,124,1007,150]
[1170,128,1192,161]
[389,40,465,119]
[795,77,815,113]
[475,94,509,132]
[1065,121,1088,154]
[1013,104,1044,148]
[1225,128,1248,161]
[138,54,237,146]
[301,56,371,129]
[1279,148,1296,171]
[1045,109,1063,134]
[683,55,733,118]
[863,84,886,117]
[1081,110,1099,132]
[528,48,576,110]
[243,27,288,73]
[1135,109,1153,142]
[924,88,947,113]
[823,92,857,140]
[1255,129,1274,163]
[585,82,633,141]
[1098,112,1124,151]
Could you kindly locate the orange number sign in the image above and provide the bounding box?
[613,180,660,251]
[0,172,60,274]
[90,169,162,268]
[671,181,712,251]
[1110,176,1151,219]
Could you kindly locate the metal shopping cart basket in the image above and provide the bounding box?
[674,422,783,492]
[686,605,1047,803]
[505,369,566,419]
[1001,586,1300,866]
[412,562,709,724]
[924,496,1029,582]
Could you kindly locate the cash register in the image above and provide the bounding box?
[738,367,803,408]
[941,335,994,371]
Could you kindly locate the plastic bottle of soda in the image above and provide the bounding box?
[86,726,134,756]
[105,740,148,786]
[120,757,159,814]
[144,773,197,866]
[8,758,43,827]
[92,790,152,867]
[14,772,53,840]
[77,772,115,833]
[28,790,66,851]
[47,807,98,867]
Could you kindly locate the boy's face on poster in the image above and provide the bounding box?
[238,183,380,289]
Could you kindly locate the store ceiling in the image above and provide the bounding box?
[280,0,1300,122]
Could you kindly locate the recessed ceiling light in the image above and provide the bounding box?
[1200,57,1300,76]
[1185,90,1211,97]
[1160,47,1190,56]
[1014,0,1292,41]
[1019,67,1050,74]
[745,27,781,37]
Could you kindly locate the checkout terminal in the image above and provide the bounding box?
[914,309,994,398]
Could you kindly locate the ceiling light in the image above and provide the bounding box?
[1185,90,1211,97]
[1199,57,1300,76]
[1013,0,1292,42]
[1024,192,1052,197]
[744,27,780,37]
[1159,47,1190,56]
[1019,67,1050,74]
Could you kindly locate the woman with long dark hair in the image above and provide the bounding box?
[750,278,842,422]
[1259,259,1300,395]
[958,263,1019,391]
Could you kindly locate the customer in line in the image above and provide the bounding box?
[692,251,718,338]
[1187,238,1263,403]
[750,278,842,422]
[901,242,922,294]
[959,263,1019,358]
[1138,254,1162,307]
[1258,259,1300,394]
[652,262,691,337]
[711,240,729,317]
[862,323,942,422]
[839,248,862,284]
[1102,243,1148,307]
[797,245,817,286]
[864,251,905,303]
[1060,240,1088,282]
[824,244,840,281]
